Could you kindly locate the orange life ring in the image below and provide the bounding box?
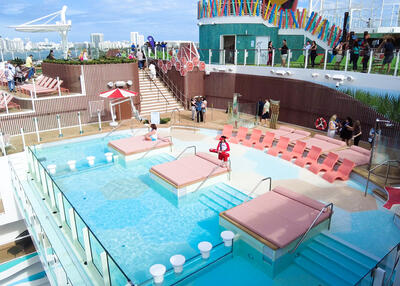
[315,117,327,130]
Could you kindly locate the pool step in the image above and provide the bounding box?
[295,233,378,286]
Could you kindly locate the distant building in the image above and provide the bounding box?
[130,32,145,47]
[90,33,104,49]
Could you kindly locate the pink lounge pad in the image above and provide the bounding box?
[333,145,371,166]
[150,152,229,188]
[223,186,332,249]
[108,135,172,156]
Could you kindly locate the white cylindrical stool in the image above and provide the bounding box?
[198,241,212,259]
[170,254,185,274]
[221,231,235,247]
[149,264,166,284]
[105,152,113,163]
[47,164,56,175]
[67,160,76,171]
[86,156,95,167]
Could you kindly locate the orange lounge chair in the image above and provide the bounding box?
[215,124,233,140]
[243,129,262,147]
[229,127,248,144]
[281,141,307,161]
[322,159,355,183]
[267,136,290,156]
[308,152,339,174]
[294,146,322,167]
[254,131,275,150]
[383,187,400,210]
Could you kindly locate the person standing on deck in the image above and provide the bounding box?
[261,99,270,127]
[279,40,289,67]
[25,55,35,80]
[361,32,371,73]
[5,62,16,92]
[201,97,208,123]
[195,97,203,123]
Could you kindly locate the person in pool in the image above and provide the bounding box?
[209,135,230,165]
[145,124,158,141]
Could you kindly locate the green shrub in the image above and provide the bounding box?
[11,57,24,66]
[43,58,137,65]
[160,117,171,124]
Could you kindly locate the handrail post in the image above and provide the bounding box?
[368,50,374,74]
[234,50,238,65]
[345,49,349,72]
[209,49,212,64]
[288,49,291,68]
[257,48,260,66]
[244,49,247,66]
[305,49,309,69]
[394,50,400,76]
[271,49,275,67]
[324,49,328,70]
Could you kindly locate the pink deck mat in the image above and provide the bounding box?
[301,134,346,152]
[150,152,229,188]
[222,186,332,249]
[333,145,371,166]
[108,135,172,156]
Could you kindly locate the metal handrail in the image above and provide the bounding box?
[365,160,400,196]
[290,203,334,254]
[139,136,173,159]
[247,177,272,199]
[170,108,181,125]
[102,118,136,140]
[176,145,197,160]
[194,159,231,193]
[155,67,187,109]
[142,68,170,111]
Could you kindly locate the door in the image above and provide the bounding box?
[256,36,270,65]
[223,35,236,64]
[115,101,132,121]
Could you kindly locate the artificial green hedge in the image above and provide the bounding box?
[43,58,137,65]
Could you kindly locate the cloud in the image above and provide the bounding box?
[67,8,88,16]
[0,1,30,15]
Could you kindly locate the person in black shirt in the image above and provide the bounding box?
[267,41,273,66]
[380,37,395,74]
[310,41,317,68]
[279,39,288,67]
[361,32,371,73]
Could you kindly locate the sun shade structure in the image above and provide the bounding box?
[99,88,138,99]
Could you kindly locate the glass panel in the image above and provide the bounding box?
[89,231,104,277]
[62,197,72,229]
[53,184,61,211]
[108,256,128,286]
[74,213,85,249]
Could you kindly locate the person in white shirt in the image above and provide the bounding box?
[145,124,158,141]
[261,99,270,126]
[201,97,208,123]
[304,41,311,66]
[149,63,156,80]
[137,49,144,69]
[5,62,16,92]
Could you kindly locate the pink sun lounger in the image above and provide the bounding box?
[269,126,294,140]
[267,136,290,156]
[294,146,323,167]
[243,129,262,147]
[254,131,275,150]
[284,129,311,143]
[383,187,400,210]
[108,135,172,156]
[216,124,233,140]
[221,186,332,249]
[301,134,346,152]
[229,127,248,144]
[281,141,307,161]
[150,152,229,189]
[333,146,371,166]
[308,152,339,174]
[322,159,356,183]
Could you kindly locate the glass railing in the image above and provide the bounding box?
[198,48,400,76]
[26,146,132,285]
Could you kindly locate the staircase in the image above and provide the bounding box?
[295,232,378,286]
[199,183,251,213]
[138,70,184,117]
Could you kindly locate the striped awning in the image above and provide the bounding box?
[99,88,138,99]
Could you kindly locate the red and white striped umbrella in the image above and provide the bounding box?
[99,88,138,99]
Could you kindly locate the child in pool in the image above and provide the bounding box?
[145,124,158,141]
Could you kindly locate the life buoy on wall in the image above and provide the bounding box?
[315,117,327,130]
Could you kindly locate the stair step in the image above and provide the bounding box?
[314,234,378,268]
[211,188,243,206]
[199,195,225,213]
[295,255,353,286]
[308,241,370,276]
[202,192,235,210]
[215,184,251,201]
[300,248,360,284]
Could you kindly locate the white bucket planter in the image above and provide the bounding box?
[149,264,166,284]
[67,160,76,171]
[170,254,185,274]
[198,241,212,259]
[105,152,113,163]
[47,164,56,175]
[86,156,95,167]
[221,231,235,247]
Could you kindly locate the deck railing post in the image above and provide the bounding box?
[257,48,260,66]
[288,49,291,68]
[305,49,309,69]
[368,50,374,74]
[0,132,6,156]
[3,92,9,114]
[345,49,350,72]
[69,209,78,241]
[223,50,226,65]
[56,114,63,137]
[272,49,275,67]
[234,50,238,65]
[57,76,61,97]
[97,110,102,131]
[20,128,26,151]
[394,50,400,76]
[244,49,248,66]
[77,112,83,134]
[209,49,212,64]
[32,78,37,98]
[324,49,328,70]
[33,117,40,142]
[82,227,93,263]
[101,252,111,286]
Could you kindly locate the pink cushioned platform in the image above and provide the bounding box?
[284,130,311,143]
[333,146,371,166]
[150,152,228,188]
[223,186,331,249]
[269,127,294,140]
[301,135,346,152]
[108,135,172,156]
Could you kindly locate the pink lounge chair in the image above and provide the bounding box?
[243,129,262,147]
[254,132,275,150]
[294,146,322,167]
[322,159,356,183]
[281,141,307,161]
[333,146,371,166]
[229,127,248,144]
[0,94,21,111]
[308,152,339,174]
[267,136,290,156]
[216,124,233,140]
[269,126,294,140]
[383,187,400,210]
[285,130,311,143]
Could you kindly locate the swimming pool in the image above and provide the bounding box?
[31,127,400,285]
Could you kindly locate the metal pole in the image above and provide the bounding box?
[365,119,379,196]
[244,49,248,66]
[368,50,374,74]
[223,50,226,65]
[163,48,165,60]
[33,78,37,98]
[272,49,275,67]
[97,110,102,131]
[288,49,291,68]
[33,117,40,142]
[155,47,158,60]
[20,128,26,151]
[234,50,238,65]
[324,49,328,70]
[56,114,63,137]
[30,90,35,112]
[257,48,260,66]
[209,49,212,64]
[305,49,309,69]
[0,132,6,156]
[345,49,349,72]
[394,51,400,76]
[57,76,61,97]
[0,49,3,62]
[3,93,9,114]
[77,112,83,134]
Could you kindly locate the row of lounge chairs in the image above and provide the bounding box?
[0,93,20,111]
[217,125,370,183]
[17,75,69,96]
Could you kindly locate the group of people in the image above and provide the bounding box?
[264,40,290,67]
[257,98,271,126]
[4,55,35,92]
[327,115,363,146]
[191,96,208,123]
[303,41,318,67]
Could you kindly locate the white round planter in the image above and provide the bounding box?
[86,156,95,167]
[110,121,118,127]
[149,264,166,284]
[221,231,235,247]
[170,254,185,274]
[105,152,113,163]
[67,160,76,171]
[198,241,212,259]
[47,164,56,175]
